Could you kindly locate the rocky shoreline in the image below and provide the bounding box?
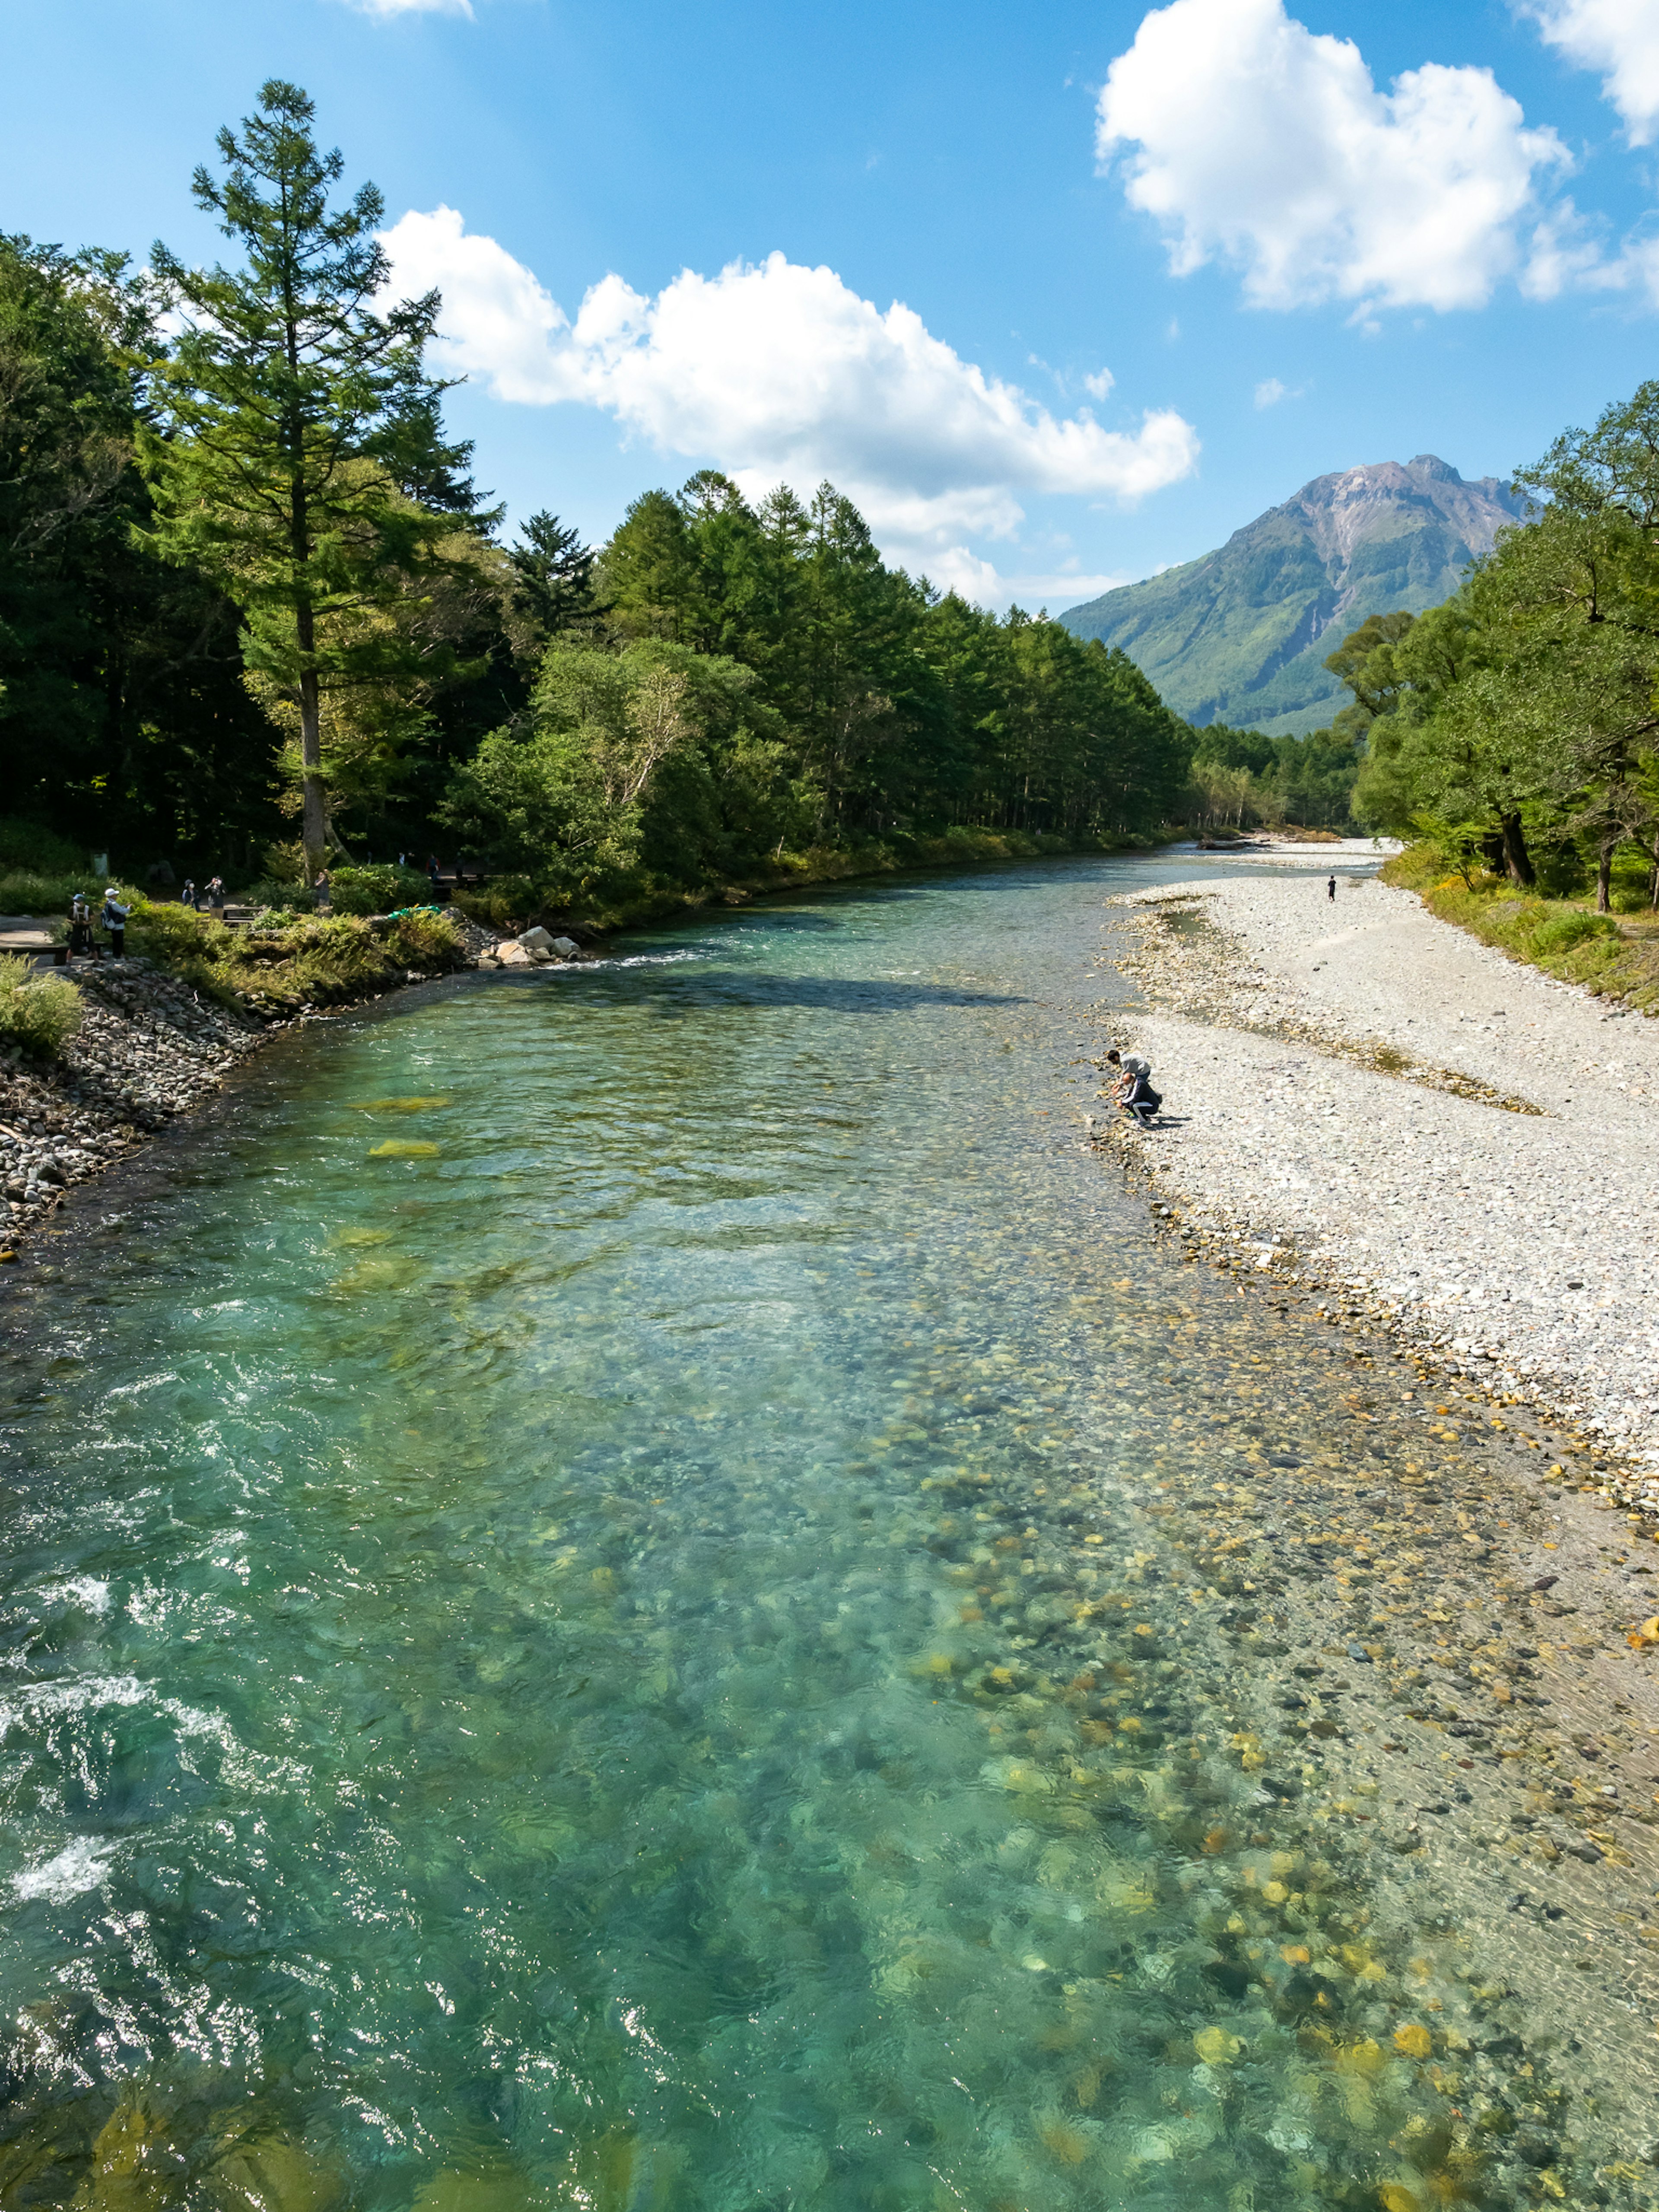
[1094,870,1659,1512]
[0,906,537,1255]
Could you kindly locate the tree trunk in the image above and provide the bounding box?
[1499,811,1535,888]
[1649,831,1658,912]
[296,598,327,882]
[1596,837,1615,914]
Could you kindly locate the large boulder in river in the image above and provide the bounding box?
[515,927,556,961]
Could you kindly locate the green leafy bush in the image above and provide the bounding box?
[0,820,85,874]
[452,879,537,931]
[381,911,465,967]
[1528,911,1618,955]
[327,864,434,915]
[0,955,83,1057]
[0,871,108,917]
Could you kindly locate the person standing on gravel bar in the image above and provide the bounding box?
[101,886,129,959]
[1327,874,1336,901]
[68,893,92,963]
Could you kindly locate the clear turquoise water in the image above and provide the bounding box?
[0,858,1615,2210]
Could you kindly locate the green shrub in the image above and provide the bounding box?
[0,871,108,917]
[260,841,308,886]
[1528,911,1618,955]
[452,878,537,931]
[0,955,83,1057]
[241,880,315,914]
[0,820,85,874]
[328,864,433,916]
[381,912,466,968]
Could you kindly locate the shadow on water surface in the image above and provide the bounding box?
[0,852,1654,2212]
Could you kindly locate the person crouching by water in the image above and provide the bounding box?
[1104,1046,1161,1127]
[101,886,130,960]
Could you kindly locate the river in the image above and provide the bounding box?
[0,854,1643,2210]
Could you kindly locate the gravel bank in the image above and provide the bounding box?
[1,961,267,1246]
[1099,870,1659,1493]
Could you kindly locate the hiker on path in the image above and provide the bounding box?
[101,887,130,959]
[67,893,92,962]
[1327,874,1337,901]
[314,868,332,915]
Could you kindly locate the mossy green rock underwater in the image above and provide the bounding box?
[0,855,1653,2211]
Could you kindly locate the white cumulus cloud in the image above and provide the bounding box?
[1097,0,1570,312]
[379,208,1199,583]
[1524,0,1659,143]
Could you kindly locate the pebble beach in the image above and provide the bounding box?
[1101,856,1659,1492]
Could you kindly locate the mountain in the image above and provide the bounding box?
[1057,455,1526,738]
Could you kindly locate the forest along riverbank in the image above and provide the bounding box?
[1103,870,1659,1492]
[9,854,1659,2208]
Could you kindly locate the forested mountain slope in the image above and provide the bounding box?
[1058,456,1524,737]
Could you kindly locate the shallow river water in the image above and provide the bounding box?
[0,857,1647,2212]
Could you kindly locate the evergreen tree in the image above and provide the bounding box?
[508,511,598,648]
[0,232,280,871]
[142,79,477,876]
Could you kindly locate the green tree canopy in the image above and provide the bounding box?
[141,78,482,876]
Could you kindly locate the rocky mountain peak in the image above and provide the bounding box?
[1058,457,1525,738]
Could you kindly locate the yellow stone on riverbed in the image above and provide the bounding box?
[1194,2026,1241,2064]
[1379,2187,1423,2212]
[1394,2023,1433,2058]
[356,1096,451,1113]
[369,1140,440,1158]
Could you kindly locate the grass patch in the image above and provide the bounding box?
[124,900,470,1016]
[1382,844,1659,1013]
[0,955,83,1058]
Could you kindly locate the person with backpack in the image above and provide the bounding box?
[101,887,130,959]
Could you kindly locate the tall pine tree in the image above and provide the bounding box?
[142,79,476,875]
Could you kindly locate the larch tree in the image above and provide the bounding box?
[141,79,475,877]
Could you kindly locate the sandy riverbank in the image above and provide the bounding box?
[1099,868,1659,1494]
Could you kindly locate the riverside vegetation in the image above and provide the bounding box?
[1,80,1206,945]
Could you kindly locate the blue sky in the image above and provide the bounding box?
[5,0,1659,607]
